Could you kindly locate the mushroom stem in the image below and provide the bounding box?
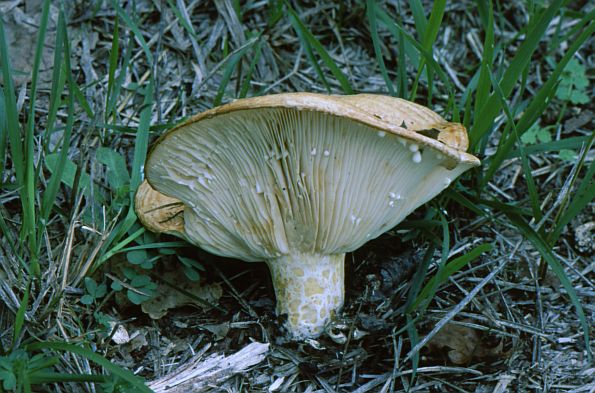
[266,253,345,339]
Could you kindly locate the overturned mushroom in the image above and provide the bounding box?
[136,93,480,339]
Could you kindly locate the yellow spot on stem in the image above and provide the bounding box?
[304,278,324,297]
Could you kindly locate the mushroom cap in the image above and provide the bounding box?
[135,179,185,237]
[143,93,480,261]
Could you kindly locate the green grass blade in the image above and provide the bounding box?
[214,39,258,105]
[408,211,451,313]
[105,16,119,121]
[408,0,428,38]
[22,0,52,272]
[411,243,493,311]
[488,71,542,221]
[12,280,31,349]
[0,207,18,256]
[366,0,395,95]
[406,313,420,380]
[503,210,591,360]
[28,372,106,384]
[26,342,151,392]
[238,39,263,98]
[482,17,594,184]
[42,21,65,154]
[469,0,566,149]
[376,9,455,98]
[396,22,408,98]
[110,0,153,63]
[165,0,199,41]
[116,241,187,253]
[410,0,446,102]
[292,24,330,92]
[0,12,23,184]
[444,189,488,216]
[0,91,6,179]
[129,85,153,196]
[97,79,154,271]
[106,35,133,124]
[508,136,591,157]
[0,7,42,273]
[474,0,494,118]
[99,227,145,265]
[405,245,436,313]
[550,138,595,242]
[39,12,75,229]
[72,82,95,118]
[286,5,353,94]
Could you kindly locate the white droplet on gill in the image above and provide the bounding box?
[408,143,419,152]
[350,214,361,225]
[436,152,444,160]
[323,150,330,157]
[388,191,402,207]
[255,181,263,194]
[412,151,422,163]
[377,131,386,137]
[310,148,317,156]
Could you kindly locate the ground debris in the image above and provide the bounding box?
[424,319,510,365]
[574,221,594,254]
[148,341,269,392]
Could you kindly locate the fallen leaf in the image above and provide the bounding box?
[141,268,223,319]
[564,109,593,133]
[424,320,508,365]
[200,322,230,340]
[0,3,59,87]
[109,322,131,345]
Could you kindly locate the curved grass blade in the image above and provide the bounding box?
[409,0,446,103]
[474,0,494,118]
[375,9,455,102]
[366,0,395,95]
[26,342,152,392]
[549,138,595,242]
[97,79,154,271]
[508,136,591,157]
[503,210,591,360]
[469,0,566,149]
[111,0,153,63]
[286,5,353,94]
[0,9,23,186]
[239,39,263,98]
[0,90,6,180]
[488,71,542,222]
[39,11,75,237]
[408,212,450,313]
[22,0,51,264]
[214,37,260,105]
[482,17,594,184]
[411,243,493,311]
[12,280,31,350]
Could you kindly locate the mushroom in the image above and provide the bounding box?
[136,93,480,339]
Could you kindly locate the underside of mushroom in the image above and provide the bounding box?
[137,93,480,339]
